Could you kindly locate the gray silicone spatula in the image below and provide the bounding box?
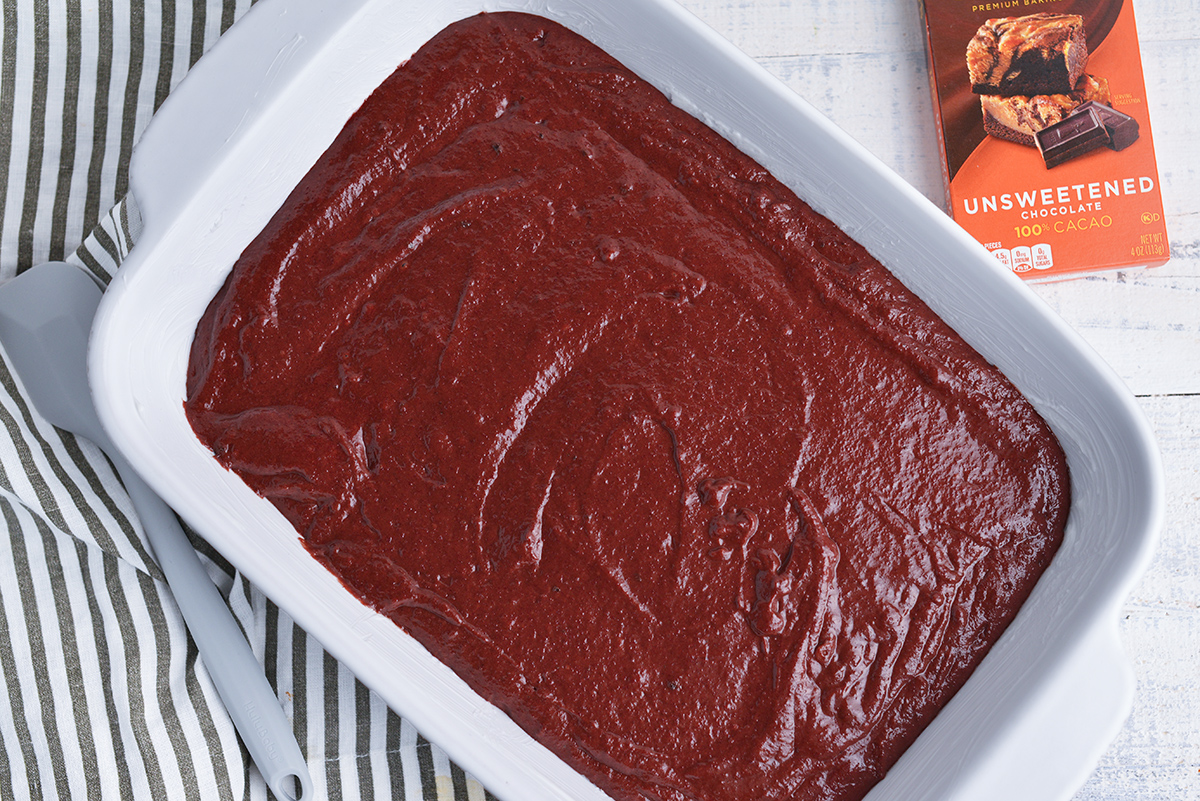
[0,261,312,801]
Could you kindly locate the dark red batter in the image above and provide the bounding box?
[186,13,1069,801]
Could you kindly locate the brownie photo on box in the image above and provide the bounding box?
[966,12,1137,167]
[981,74,1110,147]
[967,13,1088,96]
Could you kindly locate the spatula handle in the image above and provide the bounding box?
[116,456,313,801]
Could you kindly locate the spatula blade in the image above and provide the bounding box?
[0,262,107,445]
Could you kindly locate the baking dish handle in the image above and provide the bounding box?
[128,0,370,242]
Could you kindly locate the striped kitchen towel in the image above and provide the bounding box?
[1,2,492,799]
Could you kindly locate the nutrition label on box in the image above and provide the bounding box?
[990,244,1053,273]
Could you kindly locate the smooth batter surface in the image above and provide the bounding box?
[186,13,1069,801]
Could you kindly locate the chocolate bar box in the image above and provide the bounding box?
[920,0,1168,279]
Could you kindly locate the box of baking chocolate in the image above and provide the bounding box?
[920,0,1169,279]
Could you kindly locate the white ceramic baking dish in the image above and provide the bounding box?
[88,1,1164,799]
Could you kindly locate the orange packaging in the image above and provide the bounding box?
[920,0,1169,279]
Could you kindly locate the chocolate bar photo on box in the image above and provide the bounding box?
[1074,100,1140,150]
[1036,106,1110,168]
[1034,101,1141,168]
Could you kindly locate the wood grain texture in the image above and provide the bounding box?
[676,0,1200,798]
[1076,394,1200,801]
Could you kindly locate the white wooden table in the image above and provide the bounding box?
[674,0,1199,798]
[2,1,1190,798]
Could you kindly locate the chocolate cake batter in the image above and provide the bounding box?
[186,13,1069,801]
